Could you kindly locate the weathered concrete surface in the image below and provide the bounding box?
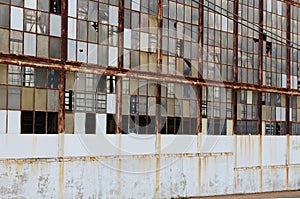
[0,135,299,198]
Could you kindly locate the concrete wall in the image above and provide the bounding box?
[0,134,300,198]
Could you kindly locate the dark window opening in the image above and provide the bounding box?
[47,112,58,134]
[266,41,272,56]
[21,111,33,134]
[65,90,73,111]
[107,76,116,93]
[107,114,116,134]
[85,113,96,134]
[21,111,58,134]
[50,0,61,14]
[35,112,46,134]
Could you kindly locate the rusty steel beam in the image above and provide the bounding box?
[115,0,124,134]
[155,0,163,135]
[232,0,239,135]
[197,0,204,134]
[257,0,264,135]
[2,52,300,96]
[279,0,300,8]
[58,0,68,134]
[286,3,291,135]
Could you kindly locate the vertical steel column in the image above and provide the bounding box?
[232,0,239,135]
[155,0,163,134]
[197,0,204,134]
[115,0,124,134]
[58,0,68,134]
[286,2,291,135]
[257,0,264,135]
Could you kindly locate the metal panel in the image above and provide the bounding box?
[236,136,260,168]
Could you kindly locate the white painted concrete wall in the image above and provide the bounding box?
[0,135,300,198]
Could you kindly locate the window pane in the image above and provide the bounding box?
[8,86,21,109]
[47,112,58,134]
[85,113,96,134]
[21,111,33,134]
[0,4,9,28]
[35,111,46,134]
[50,37,61,59]
[37,12,49,34]
[24,33,37,56]
[50,14,61,37]
[11,7,23,31]
[38,0,49,11]
[24,9,37,32]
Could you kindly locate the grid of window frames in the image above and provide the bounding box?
[123,0,158,71]
[202,86,233,135]
[263,0,287,88]
[237,90,258,135]
[65,72,111,134]
[161,0,199,77]
[237,0,259,84]
[203,0,234,81]
[290,96,300,135]
[262,92,286,135]
[0,64,59,134]
[0,0,62,58]
[119,78,198,134]
[291,5,300,89]
[67,0,119,65]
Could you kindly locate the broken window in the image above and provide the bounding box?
[50,0,61,14]
[65,90,73,111]
[21,111,58,134]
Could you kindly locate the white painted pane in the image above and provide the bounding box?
[68,18,76,39]
[50,14,61,37]
[68,0,77,17]
[24,33,36,56]
[282,74,286,88]
[109,6,118,26]
[140,32,148,52]
[96,114,106,134]
[74,113,85,134]
[108,46,118,66]
[107,94,116,113]
[11,7,23,31]
[132,0,140,11]
[25,0,37,9]
[68,40,76,61]
[0,110,6,134]
[124,29,131,49]
[8,110,20,134]
[88,43,98,64]
[77,42,87,62]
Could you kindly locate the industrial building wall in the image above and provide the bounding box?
[1,135,300,198]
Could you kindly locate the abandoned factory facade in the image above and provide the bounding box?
[2,0,300,198]
[0,0,299,136]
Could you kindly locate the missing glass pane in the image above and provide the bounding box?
[21,111,33,134]
[50,0,61,14]
[47,112,58,134]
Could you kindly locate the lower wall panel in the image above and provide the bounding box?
[1,135,300,198]
[235,168,260,194]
